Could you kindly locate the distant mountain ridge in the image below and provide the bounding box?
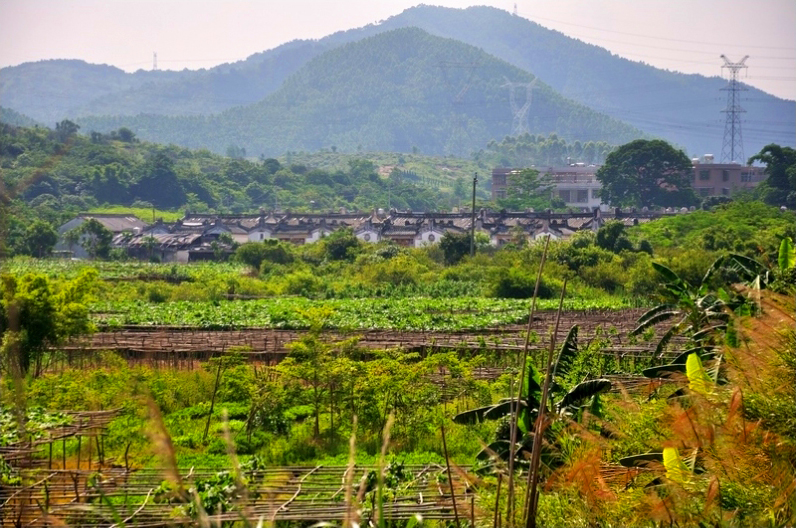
[1,5,792,156]
[75,27,643,157]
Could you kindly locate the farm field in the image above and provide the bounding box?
[2,202,796,526]
[90,297,635,330]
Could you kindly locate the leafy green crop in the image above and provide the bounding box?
[92,296,631,331]
[0,405,73,446]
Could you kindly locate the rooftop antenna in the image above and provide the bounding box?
[719,54,748,163]
[153,52,158,71]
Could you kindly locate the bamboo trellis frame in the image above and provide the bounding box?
[2,464,477,527]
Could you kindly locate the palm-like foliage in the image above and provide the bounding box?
[454,325,611,468]
[632,262,730,355]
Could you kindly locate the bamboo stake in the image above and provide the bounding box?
[525,279,568,528]
[441,423,461,528]
[506,235,550,526]
[203,359,224,443]
[494,473,502,528]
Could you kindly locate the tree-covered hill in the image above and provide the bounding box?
[0,60,187,125]
[376,6,795,158]
[2,6,792,157]
[76,28,642,157]
[0,121,514,250]
[0,106,40,127]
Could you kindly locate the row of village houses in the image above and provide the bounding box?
[57,207,684,262]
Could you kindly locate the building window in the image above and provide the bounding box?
[591,189,600,199]
[259,233,264,240]
[576,189,589,203]
[722,170,730,182]
[698,188,712,197]
[363,233,371,242]
[699,170,710,181]
[558,190,571,202]
[741,172,751,182]
[428,233,435,242]
[722,187,730,196]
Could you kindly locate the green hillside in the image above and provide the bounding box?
[0,106,40,127]
[2,6,792,157]
[77,28,642,157]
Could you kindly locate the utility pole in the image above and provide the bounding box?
[470,173,477,257]
[720,55,749,163]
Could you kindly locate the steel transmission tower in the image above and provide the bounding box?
[503,77,537,136]
[720,54,748,163]
[153,52,158,71]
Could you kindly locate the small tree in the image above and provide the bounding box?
[439,231,471,265]
[323,228,360,261]
[748,144,796,208]
[79,219,113,259]
[0,270,96,376]
[496,168,554,210]
[63,228,81,256]
[23,220,58,258]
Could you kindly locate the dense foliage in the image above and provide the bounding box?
[597,139,698,208]
[0,123,480,257]
[749,143,796,208]
[481,133,615,167]
[75,28,642,157]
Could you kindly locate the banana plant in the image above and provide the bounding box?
[632,262,731,357]
[454,325,611,468]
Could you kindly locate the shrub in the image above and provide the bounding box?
[491,267,557,299]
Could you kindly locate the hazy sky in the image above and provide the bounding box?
[1,0,794,100]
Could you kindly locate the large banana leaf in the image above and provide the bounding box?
[652,262,688,293]
[779,237,795,272]
[672,346,714,365]
[551,325,579,380]
[691,324,727,342]
[686,353,712,395]
[556,379,611,411]
[654,325,679,358]
[642,363,686,378]
[619,452,663,468]
[476,439,533,461]
[453,405,496,425]
[632,309,679,336]
[484,399,527,420]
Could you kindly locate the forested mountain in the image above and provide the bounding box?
[0,106,40,127]
[0,60,187,125]
[1,6,792,158]
[378,6,794,158]
[76,28,642,157]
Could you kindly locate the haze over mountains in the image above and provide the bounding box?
[1,5,793,158]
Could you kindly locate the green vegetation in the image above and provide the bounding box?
[481,133,615,167]
[76,28,642,157]
[749,143,796,208]
[596,139,698,208]
[2,144,795,526]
